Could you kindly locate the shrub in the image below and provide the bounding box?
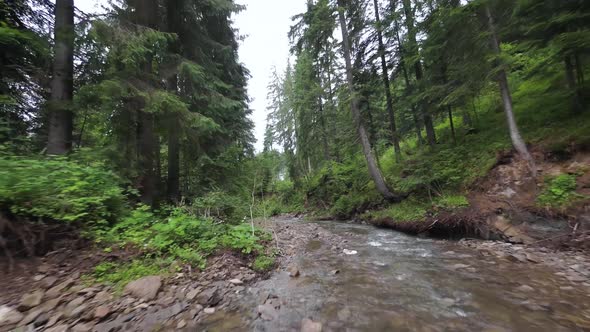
[253,254,275,272]
[538,174,580,209]
[0,156,127,226]
[102,206,270,268]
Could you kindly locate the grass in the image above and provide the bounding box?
[86,258,171,293]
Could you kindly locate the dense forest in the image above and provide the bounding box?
[0,0,590,330]
[262,0,590,229]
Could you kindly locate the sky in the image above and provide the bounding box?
[76,0,306,152]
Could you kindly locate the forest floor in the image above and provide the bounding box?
[363,147,590,251]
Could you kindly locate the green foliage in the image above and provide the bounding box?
[101,206,270,268]
[433,194,470,211]
[191,191,248,223]
[365,199,429,223]
[537,174,581,209]
[0,156,127,226]
[91,259,168,292]
[253,254,276,272]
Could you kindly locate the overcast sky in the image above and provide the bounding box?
[77,0,306,152]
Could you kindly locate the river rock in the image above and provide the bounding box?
[124,276,162,301]
[45,324,69,332]
[64,297,88,319]
[94,306,111,320]
[20,308,43,326]
[343,249,357,255]
[196,287,221,306]
[204,307,215,314]
[42,276,59,289]
[46,278,75,299]
[288,266,300,278]
[186,288,199,301]
[257,304,278,321]
[229,279,243,285]
[301,318,322,332]
[0,306,24,327]
[517,285,534,292]
[72,322,94,332]
[18,290,45,311]
[450,264,470,270]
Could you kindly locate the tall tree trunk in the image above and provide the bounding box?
[47,0,74,155]
[134,0,159,205]
[565,55,584,113]
[402,0,436,147]
[447,106,456,144]
[373,0,401,161]
[166,0,181,202]
[337,0,398,201]
[485,5,536,175]
[318,95,330,161]
[393,13,423,145]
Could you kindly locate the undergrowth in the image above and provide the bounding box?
[537,174,582,209]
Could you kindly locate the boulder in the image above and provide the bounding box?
[124,276,162,301]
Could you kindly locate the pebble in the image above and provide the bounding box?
[204,307,215,314]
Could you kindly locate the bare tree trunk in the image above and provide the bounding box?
[486,5,536,175]
[565,55,584,113]
[166,0,181,203]
[402,0,436,147]
[47,0,74,155]
[393,15,423,145]
[318,95,331,161]
[447,106,456,144]
[338,0,399,201]
[134,0,159,205]
[373,0,401,161]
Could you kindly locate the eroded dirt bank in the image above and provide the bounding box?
[1,217,590,331]
[363,150,590,250]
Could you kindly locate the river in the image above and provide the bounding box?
[199,219,590,331]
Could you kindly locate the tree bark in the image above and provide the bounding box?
[373,0,401,161]
[393,12,423,145]
[134,0,159,206]
[485,5,536,175]
[337,0,398,201]
[402,0,436,147]
[166,0,181,202]
[564,55,584,113]
[447,106,456,144]
[47,0,74,155]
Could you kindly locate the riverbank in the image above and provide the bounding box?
[354,149,590,250]
[1,217,590,331]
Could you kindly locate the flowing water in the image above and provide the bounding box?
[200,219,590,332]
